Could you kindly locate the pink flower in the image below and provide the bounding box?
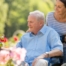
[0,48,27,65]
[11,48,27,62]
[0,50,10,64]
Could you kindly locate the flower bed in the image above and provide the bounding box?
[0,48,27,66]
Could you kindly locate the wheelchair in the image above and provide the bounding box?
[51,35,66,66]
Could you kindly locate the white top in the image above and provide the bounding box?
[46,12,66,36]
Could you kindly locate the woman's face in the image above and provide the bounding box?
[55,0,66,15]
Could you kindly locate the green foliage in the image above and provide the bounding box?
[6,59,14,66]
[4,0,30,37]
[29,0,54,15]
[0,0,8,34]
[0,42,3,49]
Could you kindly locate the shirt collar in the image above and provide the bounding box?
[39,24,47,35]
[29,24,47,36]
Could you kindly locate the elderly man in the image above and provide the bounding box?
[16,10,63,66]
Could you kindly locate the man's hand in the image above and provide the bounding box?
[32,54,46,66]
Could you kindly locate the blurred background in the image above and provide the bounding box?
[0,0,55,47]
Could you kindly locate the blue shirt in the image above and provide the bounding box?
[16,25,63,66]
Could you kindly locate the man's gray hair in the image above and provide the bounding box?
[29,10,45,22]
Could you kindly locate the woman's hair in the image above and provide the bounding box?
[60,0,66,7]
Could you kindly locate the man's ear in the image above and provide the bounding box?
[39,20,44,26]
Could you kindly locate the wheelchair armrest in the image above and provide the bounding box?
[51,56,63,65]
[51,56,63,58]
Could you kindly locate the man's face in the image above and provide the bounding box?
[27,15,42,34]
